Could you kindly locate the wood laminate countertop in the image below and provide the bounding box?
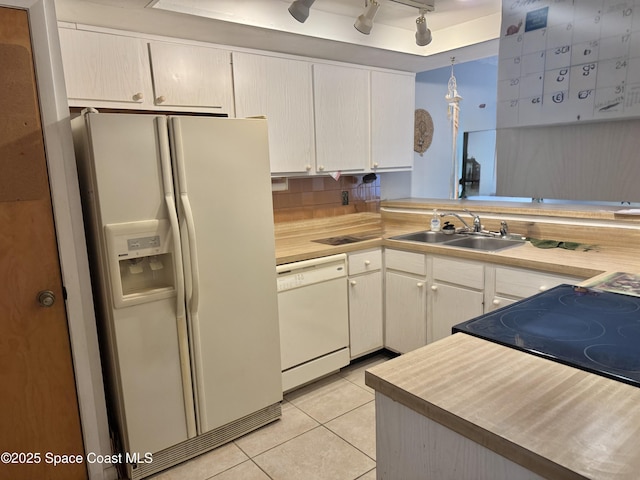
[365,333,640,480]
[274,213,640,279]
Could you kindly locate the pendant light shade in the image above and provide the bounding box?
[415,14,432,46]
[354,1,380,35]
[288,0,316,23]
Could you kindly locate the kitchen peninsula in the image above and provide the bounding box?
[365,333,640,480]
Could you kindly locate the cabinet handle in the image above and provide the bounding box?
[306,165,312,171]
[364,260,371,266]
[350,280,357,286]
[492,298,501,306]
[156,95,166,104]
[417,282,424,288]
[430,285,437,291]
[132,92,144,101]
[372,162,379,168]
[318,165,325,171]
[539,285,547,292]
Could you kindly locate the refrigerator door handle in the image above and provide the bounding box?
[156,116,197,438]
[170,119,201,317]
[170,117,207,432]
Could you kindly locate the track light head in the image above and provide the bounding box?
[354,0,380,35]
[415,14,432,46]
[288,0,316,23]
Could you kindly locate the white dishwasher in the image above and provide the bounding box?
[276,254,350,392]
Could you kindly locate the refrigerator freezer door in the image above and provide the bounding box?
[76,113,195,453]
[112,300,190,453]
[170,116,283,434]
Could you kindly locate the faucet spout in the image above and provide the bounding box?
[439,212,472,232]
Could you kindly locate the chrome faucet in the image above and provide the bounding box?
[500,220,509,237]
[439,212,472,232]
[463,209,482,233]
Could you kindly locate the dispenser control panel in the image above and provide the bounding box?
[127,235,161,252]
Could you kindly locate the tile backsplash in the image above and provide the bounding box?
[272,175,380,223]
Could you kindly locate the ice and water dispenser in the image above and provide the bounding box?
[104,220,177,308]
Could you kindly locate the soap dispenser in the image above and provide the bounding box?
[430,209,441,232]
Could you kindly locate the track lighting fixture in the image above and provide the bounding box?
[415,11,432,46]
[288,0,316,23]
[354,0,380,35]
[288,0,435,46]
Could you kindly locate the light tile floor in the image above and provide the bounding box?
[149,353,392,480]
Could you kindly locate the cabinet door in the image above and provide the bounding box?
[349,271,383,359]
[234,53,315,174]
[148,41,234,113]
[493,266,583,299]
[385,271,427,353]
[371,71,415,171]
[313,64,369,173]
[59,28,151,106]
[430,283,484,343]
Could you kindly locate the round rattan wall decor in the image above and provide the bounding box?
[414,108,434,156]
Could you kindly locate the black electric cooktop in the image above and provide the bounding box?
[453,284,640,388]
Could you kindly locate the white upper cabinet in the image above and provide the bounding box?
[59,28,153,107]
[371,71,415,171]
[234,53,315,174]
[148,42,234,114]
[313,64,370,173]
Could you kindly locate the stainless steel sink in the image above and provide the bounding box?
[390,230,461,244]
[390,230,526,252]
[443,235,525,252]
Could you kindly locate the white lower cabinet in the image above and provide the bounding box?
[429,256,484,343]
[382,249,586,348]
[485,266,584,313]
[348,249,383,359]
[384,250,427,354]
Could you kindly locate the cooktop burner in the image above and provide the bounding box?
[453,284,640,387]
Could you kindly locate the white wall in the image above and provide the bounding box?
[412,57,498,198]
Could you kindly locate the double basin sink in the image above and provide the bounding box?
[390,230,526,252]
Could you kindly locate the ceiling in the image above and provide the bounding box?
[54,0,502,72]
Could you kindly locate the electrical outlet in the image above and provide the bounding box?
[341,191,349,206]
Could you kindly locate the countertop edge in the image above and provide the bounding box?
[365,370,587,480]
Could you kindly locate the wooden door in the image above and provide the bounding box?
[0,7,87,480]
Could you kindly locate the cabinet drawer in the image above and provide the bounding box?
[494,267,582,299]
[385,249,426,276]
[432,256,484,290]
[348,249,382,276]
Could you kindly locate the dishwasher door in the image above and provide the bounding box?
[276,254,349,391]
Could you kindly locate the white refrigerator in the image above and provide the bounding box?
[72,112,282,479]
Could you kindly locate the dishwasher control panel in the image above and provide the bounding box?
[277,273,307,291]
[276,254,347,292]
